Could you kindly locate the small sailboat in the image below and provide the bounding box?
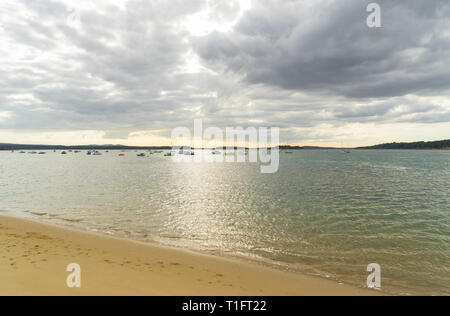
[87,151,92,155]
[211,148,221,155]
[137,153,146,157]
[93,151,102,156]
[61,151,67,155]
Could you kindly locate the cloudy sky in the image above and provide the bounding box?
[1,0,449,147]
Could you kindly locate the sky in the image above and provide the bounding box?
[0,0,449,147]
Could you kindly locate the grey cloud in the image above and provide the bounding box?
[209,0,241,24]
[1,0,215,132]
[194,0,450,98]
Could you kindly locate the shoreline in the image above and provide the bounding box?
[0,214,379,296]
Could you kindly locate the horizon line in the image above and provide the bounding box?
[1,139,449,150]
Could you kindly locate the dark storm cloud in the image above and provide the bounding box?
[194,0,450,99]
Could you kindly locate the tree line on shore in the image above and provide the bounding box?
[1,139,449,151]
[358,139,450,150]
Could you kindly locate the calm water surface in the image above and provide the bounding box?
[0,150,449,295]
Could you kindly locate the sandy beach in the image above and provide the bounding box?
[0,215,378,296]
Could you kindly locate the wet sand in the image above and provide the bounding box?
[0,215,379,296]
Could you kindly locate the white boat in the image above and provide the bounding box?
[93,151,102,156]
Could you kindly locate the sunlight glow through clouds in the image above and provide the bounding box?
[0,112,12,122]
[176,50,212,74]
[185,0,252,36]
[177,1,253,74]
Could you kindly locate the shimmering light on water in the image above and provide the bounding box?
[0,150,449,295]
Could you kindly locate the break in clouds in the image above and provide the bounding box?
[0,0,450,146]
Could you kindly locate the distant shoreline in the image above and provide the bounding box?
[1,139,449,151]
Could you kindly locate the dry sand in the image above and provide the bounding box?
[0,215,378,296]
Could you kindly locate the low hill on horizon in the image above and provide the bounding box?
[358,139,450,150]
